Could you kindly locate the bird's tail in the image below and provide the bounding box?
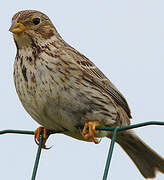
[108,130,164,178]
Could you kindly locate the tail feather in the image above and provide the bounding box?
[109,130,164,178]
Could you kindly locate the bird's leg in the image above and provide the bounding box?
[82,121,100,144]
[34,127,51,149]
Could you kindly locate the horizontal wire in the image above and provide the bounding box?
[0,129,63,135]
[1,121,163,135]
[96,121,164,131]
[0,129,34,135]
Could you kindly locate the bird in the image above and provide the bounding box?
[9,10,164,179]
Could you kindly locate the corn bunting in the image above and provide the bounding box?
[9,10,164,178]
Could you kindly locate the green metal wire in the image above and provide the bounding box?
[95,121,164,132]
[102,127,119,180]
[31,132,44,180]
[0,121,164,180]
[0,129,34,135]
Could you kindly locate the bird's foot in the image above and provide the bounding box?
[82,121,100,144]
[34,127,51,149]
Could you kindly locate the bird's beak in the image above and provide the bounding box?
[9,23,27,34]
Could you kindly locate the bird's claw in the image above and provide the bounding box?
[82,121,100,144]
[34,127,51,149]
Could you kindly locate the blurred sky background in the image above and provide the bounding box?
[1,0,164,179]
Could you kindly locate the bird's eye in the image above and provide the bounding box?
[33,18,40,25]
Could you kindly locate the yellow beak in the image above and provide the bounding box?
[9,23,27,34]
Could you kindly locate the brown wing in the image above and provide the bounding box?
[63,47,132,118]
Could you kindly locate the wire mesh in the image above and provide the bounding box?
[0,121,164,180]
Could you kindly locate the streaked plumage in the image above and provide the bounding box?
[10,10,164,178]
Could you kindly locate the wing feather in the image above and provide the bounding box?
[62,47,132,118]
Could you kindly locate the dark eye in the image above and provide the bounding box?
[33,18,40,25]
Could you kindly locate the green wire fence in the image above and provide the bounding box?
[0,121,164,180]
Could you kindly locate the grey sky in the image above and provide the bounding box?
[1,0,164,179]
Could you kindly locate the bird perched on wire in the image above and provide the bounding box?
[9,10,164,179]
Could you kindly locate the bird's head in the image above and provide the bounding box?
[9,10,60,49]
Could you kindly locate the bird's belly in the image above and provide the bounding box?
[20,91,117,141]
[18,86,93,132]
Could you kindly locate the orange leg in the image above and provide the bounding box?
[34,127,51,149]
[82,121,101,144]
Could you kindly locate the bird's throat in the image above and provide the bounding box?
[13,33,33,49]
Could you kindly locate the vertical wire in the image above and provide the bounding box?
[31,133,44,180]
[102,127,119,180]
